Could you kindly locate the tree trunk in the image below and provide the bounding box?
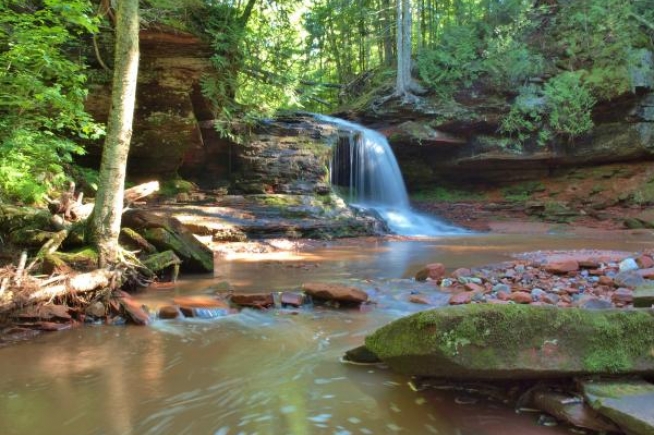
[382,0,395,66]
[396,0,413,95]
[88,0,140,267]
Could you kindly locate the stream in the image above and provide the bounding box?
[1,231,653,435]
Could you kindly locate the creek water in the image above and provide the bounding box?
[1,231,653,435]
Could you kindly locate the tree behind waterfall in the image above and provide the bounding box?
[88,0,140,267]
[395,0,424,101]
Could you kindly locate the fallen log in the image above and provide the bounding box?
[124,181,160,205]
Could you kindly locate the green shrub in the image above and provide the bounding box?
[543,72,595,137]
[416,25,484,97]
[0,0,102,204]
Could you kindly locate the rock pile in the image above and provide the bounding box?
[413,250,654,309]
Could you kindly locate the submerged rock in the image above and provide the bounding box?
[580,378,654,435]
[360,304,654,380]
[230,292,274,308]
[301,282,368,304]
[530,387,619,433]
[414,263,446,282]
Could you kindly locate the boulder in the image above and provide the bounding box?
[301,282,368,304]
[530,387,619,432]
[414,263,446,281]
[580,378,654,435]
[633,284,654,308]
[230,292,274,308]
[359,304,654,380]
[122,209,214,273]
[158,305,182,319]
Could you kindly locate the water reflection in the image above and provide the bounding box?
[1,233,652,434]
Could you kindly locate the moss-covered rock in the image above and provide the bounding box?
[361,304,654,380]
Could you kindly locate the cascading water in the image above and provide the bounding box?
[316,114,464,236]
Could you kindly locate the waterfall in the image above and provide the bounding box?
[316,115,463,236]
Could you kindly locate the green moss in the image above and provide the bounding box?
[159,179,196,197]
[501,181,546,202]
[365,304,654,376]
[583,379,654,399]
[411,187,486,202]
[54,247,99,269]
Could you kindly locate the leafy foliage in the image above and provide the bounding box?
[543,72,595,137]
[0,0,102,204]
[416,25,484,98]
[501,73,595,147]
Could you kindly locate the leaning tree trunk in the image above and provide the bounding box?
[88,0,140,267]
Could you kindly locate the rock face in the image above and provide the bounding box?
[230,115,340,195]
[84,27,215,180]
[341,51,654,190]
[361,304,654,380]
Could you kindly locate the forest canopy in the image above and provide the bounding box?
[1,0,653,204]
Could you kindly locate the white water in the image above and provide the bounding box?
[317,115,464,236]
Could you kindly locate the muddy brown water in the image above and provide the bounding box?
[1,231,652,435]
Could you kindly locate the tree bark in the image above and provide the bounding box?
[88,0,140,267]
[394,0,425,101]
[396,0,412,96]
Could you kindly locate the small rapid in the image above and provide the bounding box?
[316,115,463,237]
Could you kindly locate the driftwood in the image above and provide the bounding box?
[0,269,119,315]
[47,181,161,223]
[124,181,160,205]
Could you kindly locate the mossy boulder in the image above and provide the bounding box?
[122,209,213,273]
[359,304,654,380]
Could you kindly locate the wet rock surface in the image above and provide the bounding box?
[148,193,384,242]
[580,378,654,435]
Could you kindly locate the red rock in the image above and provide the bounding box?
[36,305,72,321]
[119,297,151,325]
[545,260,579,275]
[301,282,368,304]
[464,282,485,293]
[611,288,633,304]
[564,287,580,294]
[230,292,274,308]
[414,263,446,281]
[158,305,181,319]
[449,291,474,305]
[409,294,431,305]
[172,295,229,309]
[450,268,472,279]
[636,255,654,269]
[588,269,605,276]
[509,291,533,304]
[598,276,614,286]
[497,291,511,301]
[578,258,602,269]
[37,321,72,331]
[280,291,305,306]
[637,268,654,279]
